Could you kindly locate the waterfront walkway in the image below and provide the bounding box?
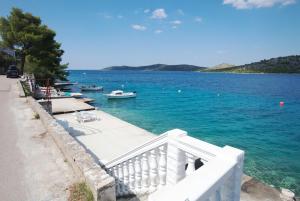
[54,111,156,164]
[0,76,76,201]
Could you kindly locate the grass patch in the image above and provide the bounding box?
[33,113,40,119]
[68,182,94,201]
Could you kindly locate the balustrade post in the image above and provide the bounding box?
[128,159,135,193]
[118,164,124,196]
[166,129,187,185]
[158,145,167,188]
[216,189,221,201]
[221,146,244,201]
[113,166,120,196]
[123,161,129,195]
[135,155,142,194]
[149,149,158,193]
[185,152,195,176]
[141,152,150,193]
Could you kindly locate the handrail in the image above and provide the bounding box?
[105,131,169,168]
[171,135,222,162]
[149,157,237,201]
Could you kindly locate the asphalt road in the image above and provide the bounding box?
[0,76,26,201]
[0,76,76,201]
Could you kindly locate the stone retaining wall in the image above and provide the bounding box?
[27,97,116,201]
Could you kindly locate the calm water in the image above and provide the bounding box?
[68,70,300,194]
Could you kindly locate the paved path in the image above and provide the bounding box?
[0,76,77,201]
[55,110,155,164]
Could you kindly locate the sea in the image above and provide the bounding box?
[68,70,300,194]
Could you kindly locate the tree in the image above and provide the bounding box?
[0,8,68,84]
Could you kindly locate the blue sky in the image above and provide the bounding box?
[1,0,300,69]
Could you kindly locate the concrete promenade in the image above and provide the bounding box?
[0,76,77,201]
[54,111,156,164]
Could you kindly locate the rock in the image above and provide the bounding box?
[280,188,295,201]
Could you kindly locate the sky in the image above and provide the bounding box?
[0,0,300,69]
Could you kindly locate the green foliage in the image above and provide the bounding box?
[0,51,15,74]
[207,55,300,73]
[0,7,68,84]
[68,182,94,201]
[33,113,40,119]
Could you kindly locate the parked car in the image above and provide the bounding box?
[6,65,19,78]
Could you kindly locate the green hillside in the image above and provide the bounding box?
[207,55,300,73]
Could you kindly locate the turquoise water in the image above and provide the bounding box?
[68,70,300,194]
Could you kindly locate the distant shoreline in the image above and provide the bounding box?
[68,69,300,75]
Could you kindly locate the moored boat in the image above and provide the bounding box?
[81,85,103,91]
[64,92,84,98]
[105,90,136,99]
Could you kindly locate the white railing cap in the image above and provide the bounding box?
[166,129,188,138]
[149,156,236,201]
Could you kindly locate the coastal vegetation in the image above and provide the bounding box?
[0,51,15,74]
[0,8,68,84]
[206,55,300,73]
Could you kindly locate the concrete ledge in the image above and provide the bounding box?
[17,80,26,97]
[27,97,116,201]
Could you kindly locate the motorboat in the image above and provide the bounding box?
[54,81,77,91]
[64,92,83,98]
[105,90,136,99]
[54,81,76,88]
[81,85,103,92]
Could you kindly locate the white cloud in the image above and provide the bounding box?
[155,30,163,34]
[151,8,167,19]
[177,9,185,15]
[144,9,150,13]
[223,0,296,9]
[97,12,113,19]
[104,15,112,19]
[131,24,147,31]
[172,26,178,29]
[171,20,182,25]
[195,17,203,23]
[117,15,124,19]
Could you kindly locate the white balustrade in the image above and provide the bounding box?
[113,166,120,195]
[185,152,196,176]
[105,129,244,201]
[134,156,142,193]
[118,164,124,196]
[123,161,129,195]
[128,159,135,192]
[141,152,150,193]
[158,145,167,188]
[149,149,158,193]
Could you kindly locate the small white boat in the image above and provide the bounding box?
[70,92,83,98]
[105,90,136,99]
[81,85,103,92]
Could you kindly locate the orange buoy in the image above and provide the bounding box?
[280,101,284,107]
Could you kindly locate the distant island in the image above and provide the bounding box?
[205,55,300,73]
[102,64,206,71]
[102,55,300,73]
